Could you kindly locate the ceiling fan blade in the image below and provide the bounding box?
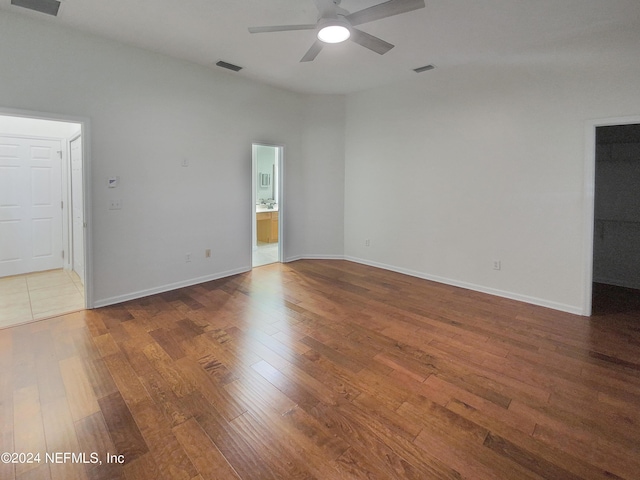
[350,28,394,55]
[300,40,324,62]
[248,24,317,34]
[346,0,425,26]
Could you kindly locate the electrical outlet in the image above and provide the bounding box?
[365,239,370,247]
[493,260,501,271]
[186,253,192,263]
[205,249,211,258]
[108,199,122,210]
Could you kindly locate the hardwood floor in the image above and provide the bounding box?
[2,260,640,479]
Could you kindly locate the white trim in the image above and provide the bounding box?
[345,256,584,315]
[93,266,251,308]
[277,146,284,263]
[582,115,640,316]
[284,254,345,263]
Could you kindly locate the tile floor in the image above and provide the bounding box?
[0,269,84,328]
[253,242,279,267]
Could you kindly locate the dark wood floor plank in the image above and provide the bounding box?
[75,412,125,480]
[130,400,197,480]
[184,391,280,480]
[310,399,462,480]
[2,260,640,479]
[173,417,241,480]
[142,342,194,398]
[81,356,118,401]
[175,356,247,421]
[137,369,190,428]
[102,353,151,408]
[149,328,186,361]
[226,379,351,479]
[97,391,148,464]
[230,412,317,480]
[531,423,639,479]
[122,453,162,480]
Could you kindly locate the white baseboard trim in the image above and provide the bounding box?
[345,256,584,316]
[92,257,586,316]
[93,266,251,308]
[284,254,345,263]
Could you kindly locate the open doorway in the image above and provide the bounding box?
[252,144,283,267]
[589,122,640,316]
[0,113,87,327]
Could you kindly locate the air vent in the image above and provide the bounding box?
[11,0,60,16]
[216,61,243,72]
[414,64,435,73]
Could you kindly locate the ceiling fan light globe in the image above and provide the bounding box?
[318,25,351,43]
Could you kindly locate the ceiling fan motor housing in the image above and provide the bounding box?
[317,16,351,43]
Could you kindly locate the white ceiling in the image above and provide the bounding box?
[2,0,640,94]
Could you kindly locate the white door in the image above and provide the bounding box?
[70,135,84,285]
[0,135,63,277]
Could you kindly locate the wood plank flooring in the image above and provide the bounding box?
[1,260,640,479]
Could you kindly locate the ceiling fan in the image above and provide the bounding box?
[248,0,426,62]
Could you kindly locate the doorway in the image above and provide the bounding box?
[252,144,283,267]
[0,113,87,327]
[586,119,640,315]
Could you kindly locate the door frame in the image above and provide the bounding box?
[582,114,640,316]
[251,142,284,266]
[0,106,93,308]
[69,132,85,285]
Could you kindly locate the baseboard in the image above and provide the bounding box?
[93,266,251,308]
[284,254,345,263]
[345,256,584,316]
[92,257,585,315]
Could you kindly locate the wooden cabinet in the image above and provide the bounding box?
[257,211,278,243]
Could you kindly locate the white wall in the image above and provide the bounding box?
[0,11,345,306]
[287,94,346,260]
[0,115,80,138]
[344,26,640,314]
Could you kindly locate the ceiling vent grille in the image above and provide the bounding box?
[414,64,435,73]
[11,0,60,16]
[216,61,243,72]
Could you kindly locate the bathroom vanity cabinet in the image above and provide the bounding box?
[257,211,278,243]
